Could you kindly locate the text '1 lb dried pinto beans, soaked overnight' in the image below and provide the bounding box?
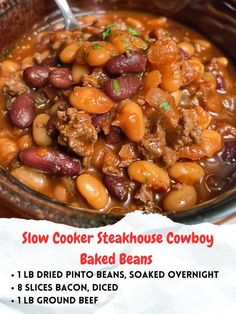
[0,11,236,214]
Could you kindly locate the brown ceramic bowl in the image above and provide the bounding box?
[0,0,236,227]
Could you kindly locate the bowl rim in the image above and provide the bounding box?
[1,167,236,226]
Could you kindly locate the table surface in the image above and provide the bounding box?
[0,204,235,224]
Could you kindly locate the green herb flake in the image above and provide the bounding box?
[92,43,103,50]
[145,38,155,45]
[127,25,139,36]
[125,45,133,51]
[160,101,171,111]
[123,38,130,43]
[113,79,120,93]
[164,30,170,37]
[102,24,114,40]
[172,70,179,77]
[110,51,118,57]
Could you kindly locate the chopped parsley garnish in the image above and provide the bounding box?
[145,38,155,45]
[110,51,118,57]
[125,45,133,51]
[127,25,139,36]
[113,79,120,93]
[164,30,170,37]
[102,24,114,39]
[123,38,130,43]
[160,101,171,111]
[172,70,179,77]
[92,43,103,50]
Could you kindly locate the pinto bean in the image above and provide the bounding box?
[54,184,68,202]
[106,51,147,75]
[182,59,204,85]
[163,185,197,212]
[0,137,19,165]
[104,174,128,202]
[48,68,72,89]
[91,139,108,168]
[19,147,81,176]
[148,39,179,66]
[1,60,20,76]
[112,100,145,142]
[103,75,142,101]
[76,174,109,209]
[85,42,114,66]
[160,63,182,93]
[9,93,36,128]
[169,162,205,185]
[143,70,161,90]
[17,134,33,151]
[23,66,50,88]
[59,42,81,64]
[33,114,52,147]
[69,86,114,114]
[178,42,194,56]
[128,160,170,191]
[11,166,49,192]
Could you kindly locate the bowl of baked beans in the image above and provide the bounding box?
[0,0,235,226]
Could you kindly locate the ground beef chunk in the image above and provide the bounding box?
[119,143,138,167]
[139,125,166,160]
[57,107,98,156]
[102,149,121,176]
[169,108,202,150]
[162,147,178,167]
[3,72,29,96]
[34,51,50,65]
[82,68,108,88]
[134,184,153,203]
[138,125,178,166]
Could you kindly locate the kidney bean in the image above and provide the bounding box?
[19,147,81,176]
[105,126,124,144]
[104,174,128,202]
[23,66,50,88]
[88,34,103,42]
[48,68,72,89]
[9,93,36,128]
[205,174,226,192]
[224,170,236,191]
[106,51,147,75]
[41,57,58,67]
[91,112,111,132]
[103,75,142,101]
[47,116,59,139]
[221,141,236,164]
